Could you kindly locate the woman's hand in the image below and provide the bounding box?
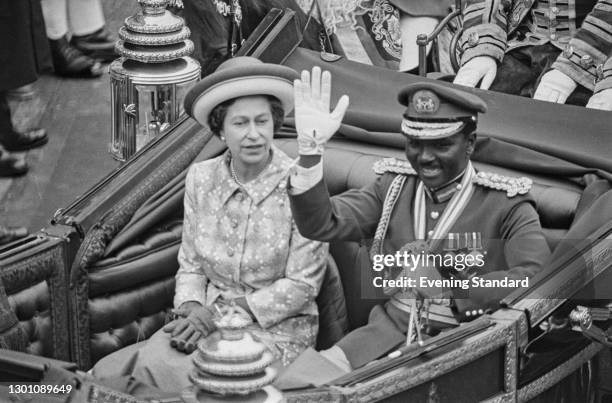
[294,66,349,155]
[163,303,217,353]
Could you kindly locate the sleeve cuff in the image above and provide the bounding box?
[459,25,507,65]
[173,273,207,308]
[289,161,324,195]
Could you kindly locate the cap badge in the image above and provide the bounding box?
[413,90,439,114]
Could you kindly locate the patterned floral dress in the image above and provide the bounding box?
[92,146,328,392]
[174,145,328,364]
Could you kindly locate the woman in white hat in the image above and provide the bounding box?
[93,57,328,393]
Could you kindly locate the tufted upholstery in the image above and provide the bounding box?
[0,240,71,361]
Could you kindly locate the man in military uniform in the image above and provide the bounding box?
[453,0,612,110]
[288,68,551,370]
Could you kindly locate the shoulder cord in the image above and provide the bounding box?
[370,175,407,261]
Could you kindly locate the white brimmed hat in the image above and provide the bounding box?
[184,56,299,127]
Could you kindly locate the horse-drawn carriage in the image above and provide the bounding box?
[1,7,611,403]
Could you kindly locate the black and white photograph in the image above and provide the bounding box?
[1,0,611,402]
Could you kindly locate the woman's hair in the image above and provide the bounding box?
[207,95,285,137]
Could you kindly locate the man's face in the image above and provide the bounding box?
[404,132,475,188]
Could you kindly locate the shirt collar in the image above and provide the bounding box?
[217,145,292,205]
[424,169,466,204]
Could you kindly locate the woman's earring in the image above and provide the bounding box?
[220,135,226,142]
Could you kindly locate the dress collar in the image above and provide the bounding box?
[217,145,292,205]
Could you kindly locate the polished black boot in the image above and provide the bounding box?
[71,27,117,63]
[49,35,104,78]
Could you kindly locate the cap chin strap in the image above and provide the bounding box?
[401,119,465,138]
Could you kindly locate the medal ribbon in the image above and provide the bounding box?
[413,162,476,251]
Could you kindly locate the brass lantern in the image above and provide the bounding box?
[109,0,201,161]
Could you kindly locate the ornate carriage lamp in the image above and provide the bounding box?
[109,0,201,161]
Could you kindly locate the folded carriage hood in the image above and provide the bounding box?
[283,48,612,176]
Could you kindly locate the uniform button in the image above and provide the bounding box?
[227,248,235,257]
[456,184,462,190]
[235,192,244,201]
[427,230,434,238]
[231,219,238,228]
[472,310,478,316]
[466,311,471,317]
[550,33,557,40]
[478,309,484,315]
[551,6,559,14]
[580,54,593,68]
[430,211,439,220]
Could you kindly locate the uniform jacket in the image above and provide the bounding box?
[459,0,612,91]
[289,167,550,321]
[176,146,328,362]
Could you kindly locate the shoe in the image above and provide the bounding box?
[49,35,104,78]
[7,84,35,101]
[71,27,117,63]
[0,128,48,152]
[0,148,28,177]
[0,225,28,246]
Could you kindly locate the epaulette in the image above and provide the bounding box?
[473,171,533,198]
[373,158,416,176]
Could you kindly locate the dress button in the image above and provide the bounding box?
[235,192,244,201]
[427,230,434,238]
[550,33,556,40]
[551,6,559,14]
[430,211,439,220]
[227,248,235,257]
[456,184,462,190]
[231,219,238,228]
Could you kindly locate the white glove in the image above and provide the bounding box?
[533,69,577,104]
[294,66,349,155]
[586,89,612,111]
[453,56,497,89]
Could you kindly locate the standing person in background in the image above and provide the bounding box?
[0,0,51,242]
[453,0,612,109]
[179,0,324,77]
[40,0,116,78]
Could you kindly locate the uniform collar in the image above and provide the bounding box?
[424,170,466,204]
[217,145,292,205]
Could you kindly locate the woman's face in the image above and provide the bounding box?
[221,96,275,169]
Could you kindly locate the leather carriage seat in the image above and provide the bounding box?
[82,135,582,366]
